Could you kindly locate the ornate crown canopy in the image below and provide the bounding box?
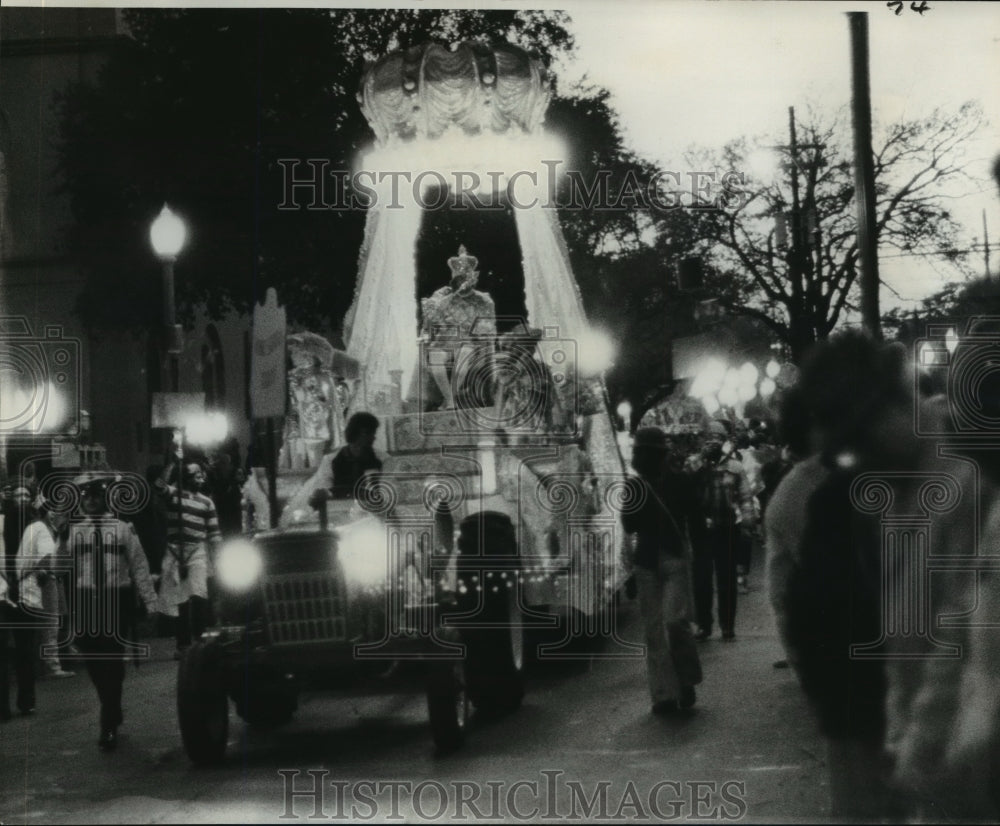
[358,41,552,145]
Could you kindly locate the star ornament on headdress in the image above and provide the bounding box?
[447,245,479,280]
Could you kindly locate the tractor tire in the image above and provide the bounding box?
[235,688,298,728]
[426,660,469,755]
[177,640,229,765]
[454,511,525,717]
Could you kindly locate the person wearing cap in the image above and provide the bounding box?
[620,426,703,715]
[156,461,221,658]
[66,474,159,750]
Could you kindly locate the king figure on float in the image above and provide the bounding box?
[417,245,496,411]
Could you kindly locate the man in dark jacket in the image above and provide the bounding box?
[621,427,702,715]
[310,412,383,506]
[688,421,755,641]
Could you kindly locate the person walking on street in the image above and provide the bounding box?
[17,495,75,679]
[1,482,38,719]
[620,426,703,715]
[207,449,243,538]
[689,421,755,641]
[67,475,159,750]
[156,461,221,658]
[733,431,763,595]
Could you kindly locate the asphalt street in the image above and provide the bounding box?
[1,571,830,824]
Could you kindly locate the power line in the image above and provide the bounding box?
[879,243,990,260]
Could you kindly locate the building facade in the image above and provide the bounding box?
[1,7,251,478]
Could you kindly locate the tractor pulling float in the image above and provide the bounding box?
[177,40,631,764]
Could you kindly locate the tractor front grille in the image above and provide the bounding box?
[261,574,347,645]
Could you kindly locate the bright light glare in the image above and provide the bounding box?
[616,400,633,423]
[739,362,759,386]
[216,539,263,591]
[577,328,616,375]
[945,328,959,354]
[718,386,738,408]
[0,386,31,430]
[835,451,858,470]
[760,377,777,397]
[738,383,757,403]
[918,342,947,368]
[337,516,390,589]
[186,411,229,446]
[0,378,66,433]
[149,204,187,260]
[691,359,726,398]
[703,395,720,415]
[723,368,741,390]
[765,359,780,379]
[40,382,66,431]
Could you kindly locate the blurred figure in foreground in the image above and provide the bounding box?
[768,329,1000,821]
[766,333,902,820]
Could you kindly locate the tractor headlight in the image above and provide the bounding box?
[216,539,263,591]
[337,516,390,589]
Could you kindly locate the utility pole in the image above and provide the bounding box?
[984,209,992,280]
[848,11,882,340]
[787,107,806,358]
[768,108,824,360]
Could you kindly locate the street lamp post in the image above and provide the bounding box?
[150,203,188,542]
[149,204,187,392]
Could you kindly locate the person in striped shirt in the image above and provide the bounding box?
[156,461,221,657]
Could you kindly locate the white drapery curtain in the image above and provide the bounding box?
[344,188,423,404]
[514,204,589,367]
[344,158,599,411]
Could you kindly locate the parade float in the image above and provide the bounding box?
[178,41,634,764]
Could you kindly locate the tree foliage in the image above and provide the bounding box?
[56,8,576,335]
[683,102,986,361]
[885,276,1000,344]
[61,7,776,414]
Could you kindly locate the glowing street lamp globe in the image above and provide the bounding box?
[739,362,759,387]
[185,411,229,448]
[577,328,616,376]
[945,328,959,354]
[718,386,738,408]
[149,204,187,262]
